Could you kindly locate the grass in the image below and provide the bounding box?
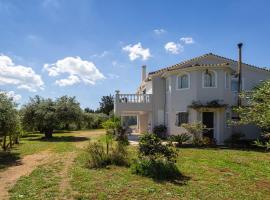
[9,160,63,200]
[2,130,270,200]
[69,147,270,200]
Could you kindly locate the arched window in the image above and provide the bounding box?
[177,73,189,89]
[203,70,216,88]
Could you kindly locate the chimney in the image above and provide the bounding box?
[237,43,243,106]
[141,65,146,82]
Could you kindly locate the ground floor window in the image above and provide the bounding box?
[175,112,188,126]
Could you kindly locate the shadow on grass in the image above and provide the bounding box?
[177,144,267,153]
[0,151,21,170]
[131,159,191,186]
[26,135,90,143]
[152,172,191,186]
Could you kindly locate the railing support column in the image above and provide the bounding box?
[114,90,120,116]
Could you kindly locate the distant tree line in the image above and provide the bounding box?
[0,93,114,151]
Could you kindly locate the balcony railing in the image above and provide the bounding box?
[117,94,152,103]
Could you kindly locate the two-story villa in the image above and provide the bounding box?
[114,50,270,144]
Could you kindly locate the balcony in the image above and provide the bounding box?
[114,92,152,114]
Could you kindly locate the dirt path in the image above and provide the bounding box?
[58,152,77,200]
[0,151,52,200]
[0,130,105,200]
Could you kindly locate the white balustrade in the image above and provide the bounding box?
[117,94,151,103]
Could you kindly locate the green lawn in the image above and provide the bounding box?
[2,130,270,200]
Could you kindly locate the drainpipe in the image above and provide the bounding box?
[237,43,243,107]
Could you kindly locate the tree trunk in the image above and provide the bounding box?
[44,130,53,138]
[9,136,13,148]
[2,135,7,151]
[65,123,69,130]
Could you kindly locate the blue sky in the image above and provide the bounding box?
[0,0,270,109]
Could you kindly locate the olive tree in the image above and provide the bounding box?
[55,95,82,130]
[0,93,21,151]
[21,96,59,138]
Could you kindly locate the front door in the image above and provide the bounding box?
[202,112,214,139]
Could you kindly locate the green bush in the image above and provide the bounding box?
[138,133,177,162]
[131,133,179,180]
[86,141,129,168]
[170,133,191,147]
[153,125,167,139]
[181,122,206,146]
[82,113,109,129]
[130,159,181,180]
[86,141,109,168]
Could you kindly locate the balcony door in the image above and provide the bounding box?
[202,112,214,139]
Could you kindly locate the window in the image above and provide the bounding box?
[225,72,230,89]
[175,112,189,126]
[203,70,216,88]
[177,73,189,89]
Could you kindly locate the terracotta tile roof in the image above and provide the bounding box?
[148,53,270,76]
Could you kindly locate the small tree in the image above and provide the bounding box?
[102,116,128,145]
[233,80,270,150]
[181,122,206,146]
[21,96,59,138]
[234,80,270,132]
[0,93,21,151]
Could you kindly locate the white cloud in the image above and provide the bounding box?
[0,55,44,92]
[43,56,105,86]
[180,37,194,44]
[55,75,80,87]
[164,42,183,54]
[122,43,151,61]
[0,91,22,102]
[153,29,166,35]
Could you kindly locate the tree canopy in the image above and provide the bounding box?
[21,95,83,138]
[234,80,270,133]
[98,95,114,115]
[0,92,21,150]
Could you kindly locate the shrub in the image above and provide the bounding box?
[138,133,177,162]
[254,133,270,151]
[181,122,206,146]
[254,139,270,151]
[170,133,191,147]
[111,142,129,166]
[86,140,129,168]
[130,159,181,180]
[153,125,167,139]
[131,133,179,180]
[86,141,109,168]
[82,113,109,129]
